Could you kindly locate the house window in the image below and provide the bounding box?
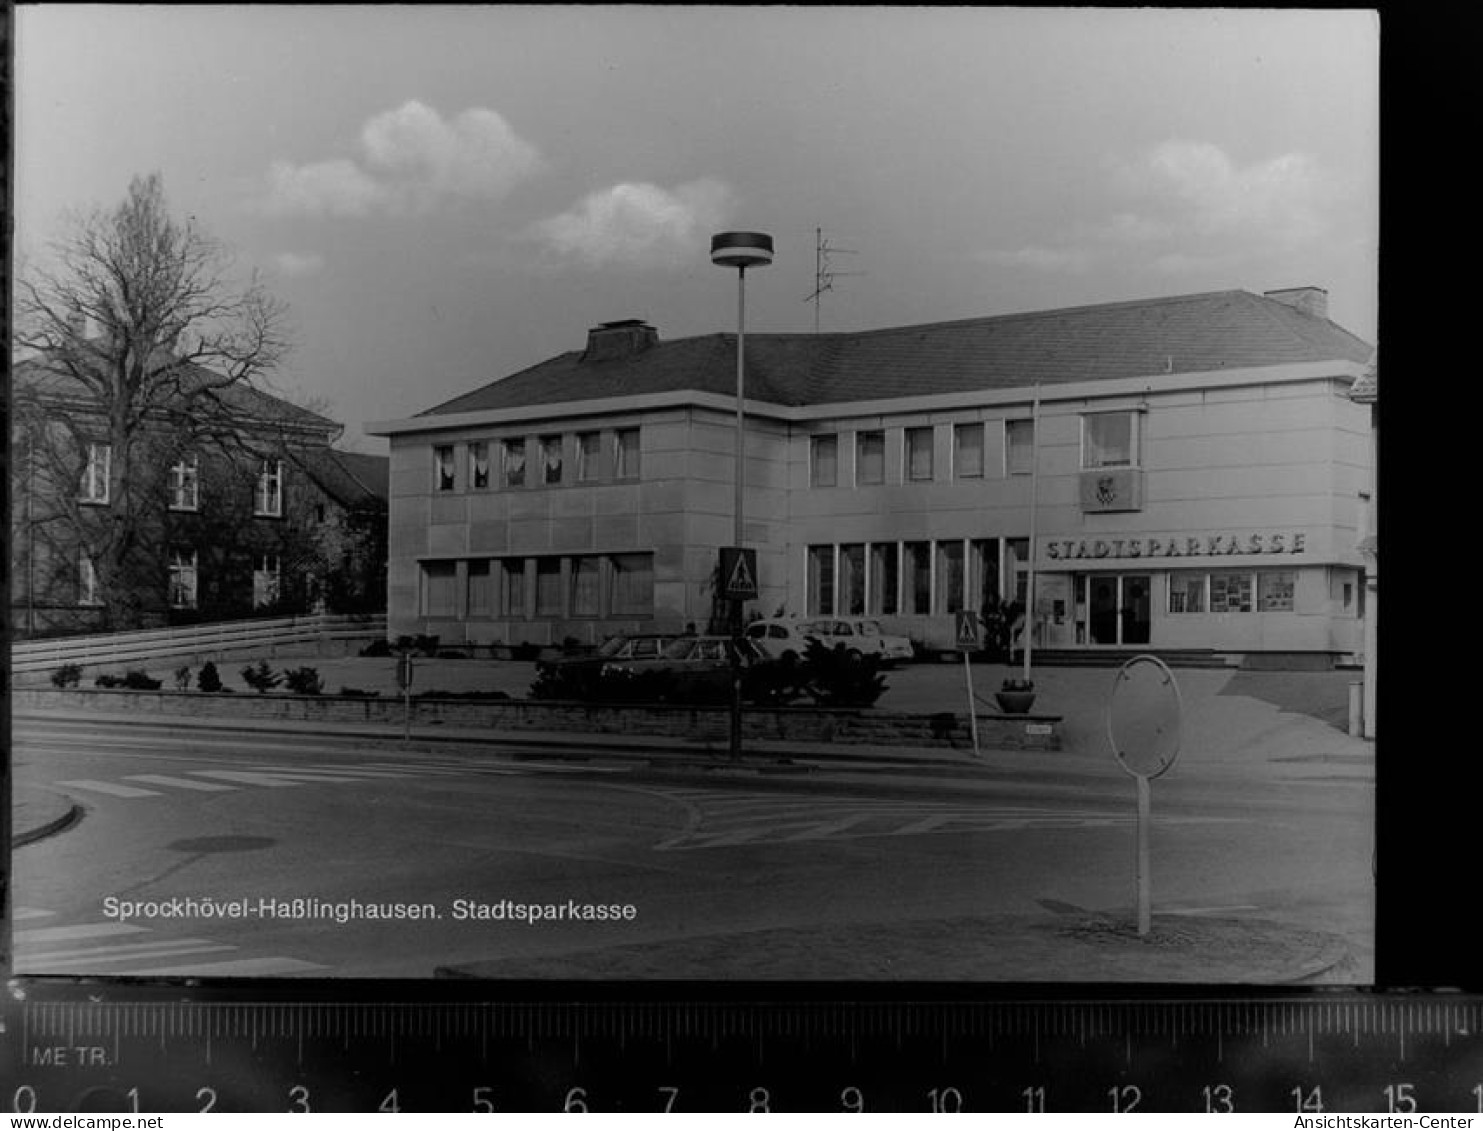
[840,543,866,615]
[807,545,835,616]
[869,543,899,616]
[856,430,885,485]
[953,423,984,479]
[422,560,456,617]
[80,443,110,503]
[1209,571,1254,613]
[905,542,932,614]
[468,559,493,616]
[255,459,284,516]
[252,553,281,609]
[970,538,1001,609]
[1083,411,1138,469]
[78,554,102,606]
[935,540,965,614]
[906,427,934,481]
[168,548,198,609]
[499,557,527,617]
[576,432,603,482]
[1260,571,1296,612]
[541,435,563,485]
[1007,538,1030,605]
[434,445,456,492]
[609,553,654,616]
[169,455,199,510]
[469,442,491,490]
[1168,572,1207,614]
[1006,419,1035,476]
[614,428,641,479]
[502,438,526,488]
[810,435,838,487]
[535,557,563,615]
[570,555,601,616]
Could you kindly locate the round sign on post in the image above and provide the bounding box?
[1106,654,1183,937]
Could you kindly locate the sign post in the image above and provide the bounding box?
[719,547,759,762]
[1107,655,1182,935]
[954,610,982,758]
[395,651,415,746]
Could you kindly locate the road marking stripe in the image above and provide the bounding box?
[189,771,317,787]
[13,908,56,921]
[55,779,162,798]
[123,774,239,792]
[776,814,878,841]
[136,956,326,975]
[16,923,149,943]
[19,942,239,966]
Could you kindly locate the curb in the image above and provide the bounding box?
[13,799,85,849]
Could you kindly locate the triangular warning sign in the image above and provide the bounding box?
[955,610,980,648]
[727,552,756,596]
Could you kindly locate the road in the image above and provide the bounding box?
[11,713,1374,981]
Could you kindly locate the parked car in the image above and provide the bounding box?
[602,634,766,702]
[531,632,678,698]
[803,617,914,664]
[745,618,820,662]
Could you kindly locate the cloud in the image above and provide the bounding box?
[977,140,1331,279]
[531,178,733,267]
[270,251,326,277]
[260,100,543,217]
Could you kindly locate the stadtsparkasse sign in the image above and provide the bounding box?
[1043,532,1308,562]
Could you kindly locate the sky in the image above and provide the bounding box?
[14,6,1379,453]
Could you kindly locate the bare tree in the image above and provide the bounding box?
[13,173,301,631]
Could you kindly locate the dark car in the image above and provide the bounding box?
[601,634,766,702]
[530,633,677,699]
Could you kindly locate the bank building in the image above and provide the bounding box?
[368,286,1373,665]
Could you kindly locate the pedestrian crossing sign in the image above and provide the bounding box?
[719,546,759,601]
[954,610,981,651]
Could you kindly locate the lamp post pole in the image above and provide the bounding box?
[711,232,773,762]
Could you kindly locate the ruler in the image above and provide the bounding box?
[6,987,1482,1113]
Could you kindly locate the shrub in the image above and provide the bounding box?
[50,663,83,688]
[96,670,163,691]
[511,641,541,662]
[435,649,468,660]
[197,661,223,693]
[742,653,810,706]
[173,664,192,691]
[413,689,511,701]
[283,666,323,696]
[241,660,282,694]
[337,686,381,698]
[978,595,1025,663]
[800,638,887,708]
[359,638,393,658]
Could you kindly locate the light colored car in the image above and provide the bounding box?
[744,618,818,662]
[805,616,914,663]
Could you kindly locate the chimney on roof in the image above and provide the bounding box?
[582,319,658,363]
[1263,286,1329,320]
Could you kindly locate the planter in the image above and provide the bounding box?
[994,688,1037,714]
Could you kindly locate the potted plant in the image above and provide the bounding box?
[980,595,1036,712]
[995,677,1037,714]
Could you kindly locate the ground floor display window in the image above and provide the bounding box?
[1077,572,1151,645]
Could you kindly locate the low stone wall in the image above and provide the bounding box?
[12,688,1062,752]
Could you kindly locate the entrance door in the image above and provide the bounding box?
[1086,574,1151,646]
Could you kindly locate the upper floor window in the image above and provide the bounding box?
[168,547,198,609]
[253,553,281,608]
[905,426,934,482]
[502,438,526,488]
[540,435,563,485]
[614,428,641,479]
[169,455,199,511]
[953,423,984,479]
[811,434,838,488]
[80,443,111,504]
[576,431,603,482]
[254,459,284,516]
[469,441,490,490]
[856,430,885,486]
[1006,419,1035,475]
[434,445,456,492]
[1083,411,1139,469]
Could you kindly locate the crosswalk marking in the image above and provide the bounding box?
[124,774,239,791]
[14,907,57,921]
[56,779,162,799]
[16,922,148,944]
[25,941,239,966]
[190,770,356,787]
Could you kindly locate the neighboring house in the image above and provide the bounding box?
[300,447,391,615]
[1348,348,1377,736]
[367,288,1373,664]
[11,351,389,636]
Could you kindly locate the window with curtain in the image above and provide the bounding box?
[80,443,111,503]
[541,436,563,485]
[953,423,984,478]
[614,428,641,479]
[169,548,198,609]
[609,553,654,615]
[935,540,965,613]
[577,432,602,482]
[1083,412,1137,468]
[469,442,490,490]
[906,427,934,481]
[570,555,601,616]
[502,438,526,488]
[433,446,456,493]
[807,545,835,616]
[905,541,931,614]
[1006,419,1035,475]
[169,455,199,510]
[970,538,1001,609]
[535,557,563,615]
[78,554,101,606]
[500,558,527,617]
[422,561,456,617]
[252,553,281,609]
[840,543,865,615]
[869,543,898,615]
[856,431,884,485]
[1168,572,1207,614]
[467,559,493,616]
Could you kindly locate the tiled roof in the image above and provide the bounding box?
[421,289,1374,418]
[1349,348,1378,403]
[305,448,390,509]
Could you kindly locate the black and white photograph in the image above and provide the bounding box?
[11,6,1378,986]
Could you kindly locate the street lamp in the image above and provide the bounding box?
[711,231,773,761]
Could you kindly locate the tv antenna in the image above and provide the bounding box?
[803,227,865,333]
